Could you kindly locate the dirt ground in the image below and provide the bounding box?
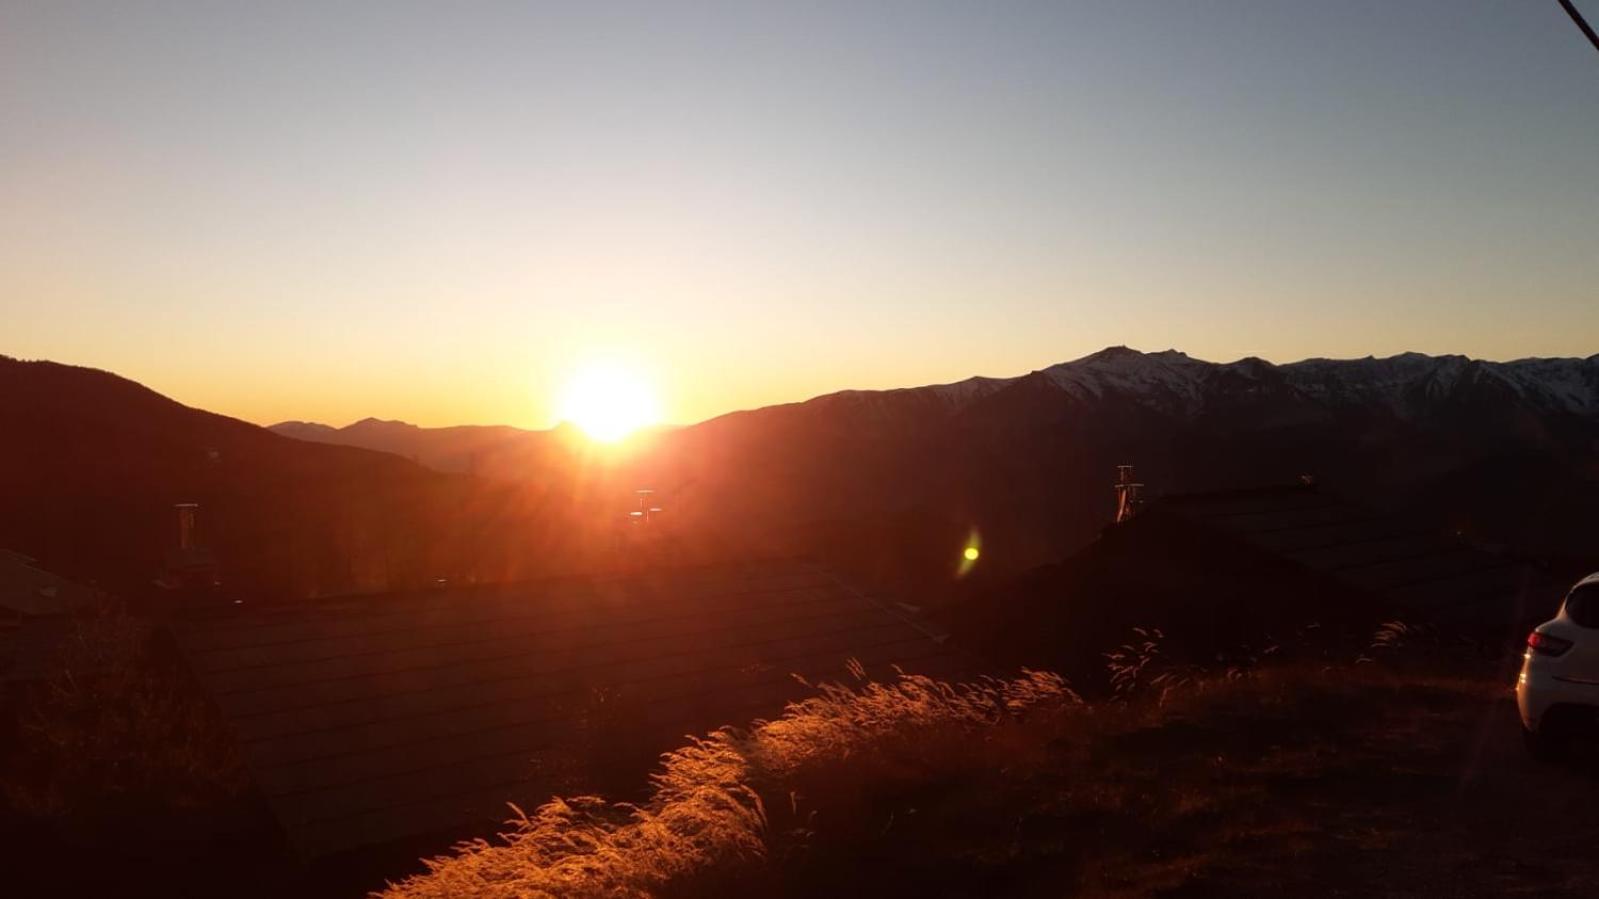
[755,663,1599,898]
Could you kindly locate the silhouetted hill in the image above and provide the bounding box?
[0,356,594,601]
[268,417,583,480]
[632,348,1599,603]
[20,347,1598,609]
[265,348,1599,605]
[267,420,337,441]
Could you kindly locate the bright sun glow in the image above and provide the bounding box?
[558,361,662,442]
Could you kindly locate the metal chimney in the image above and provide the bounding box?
[175,502,199,552]
[1113,465,1144,524]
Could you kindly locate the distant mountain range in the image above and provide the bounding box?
[268,347,1599,599]
[268,417,575,479]
[275,347,1599,469]
[944,348,1599,420]
[7,347,1598,606]
[643,347,1599,599]
[278,347,1599,451]
[791,347,1599,434]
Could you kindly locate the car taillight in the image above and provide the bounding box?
[1528,631,1574,657]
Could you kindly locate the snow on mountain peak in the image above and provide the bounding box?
[1498,357,1599,415]
[904,348,1597,421]
[928,375,1011,405]
[1041,346,1210,412]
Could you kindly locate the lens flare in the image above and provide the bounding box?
[956,529,982,578]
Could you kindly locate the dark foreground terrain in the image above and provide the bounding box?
[366,643,1596,899]
[761,670,1580,898]
[7,627,1594,898]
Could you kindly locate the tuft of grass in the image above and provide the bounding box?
[377,669,1078,899]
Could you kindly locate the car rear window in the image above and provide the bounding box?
[1566,584,1599,628]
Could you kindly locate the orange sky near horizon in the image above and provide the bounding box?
[37,327,1599,433]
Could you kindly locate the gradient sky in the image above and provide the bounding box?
[3,1,1596,428]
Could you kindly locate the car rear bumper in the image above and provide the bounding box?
[1517,666,1599,732]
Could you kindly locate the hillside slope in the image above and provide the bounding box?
[632,348,1599,602]
[267,417,583,480]
[0,357,578,600]
[263,348,1599,606]
[21,347,1599,606]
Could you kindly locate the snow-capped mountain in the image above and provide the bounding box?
[816,346,1599,424]
[1039,348,1216,414]
[1281,352,1599,420]
[658,346,1599,600]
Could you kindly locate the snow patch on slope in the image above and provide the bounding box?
[927,375,1013,406]
[1499,357,1599,415]
[1041,347,1212,415]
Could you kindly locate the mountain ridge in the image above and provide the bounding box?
[266,347,1599,437]
[643,345,1599,601]
[0,355,597,600]
[10,348,1596,609]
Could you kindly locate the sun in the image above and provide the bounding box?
[557,360,662,443]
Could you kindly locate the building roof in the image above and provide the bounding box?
[1149,484,1547,623]
[0,549,101,617]
[0,551,106,684]
[177,558,961,860]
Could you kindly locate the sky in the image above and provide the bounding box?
[3,1,1596,428]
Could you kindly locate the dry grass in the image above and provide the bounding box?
[379,626,1590,899]
[377,669,1078,899]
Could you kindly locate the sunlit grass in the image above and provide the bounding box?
[376,669,1077,899]
[377,623,1502,899]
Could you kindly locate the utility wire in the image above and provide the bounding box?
[1557,0,1599,55]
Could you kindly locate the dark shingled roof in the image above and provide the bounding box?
[0,549,101,618]
[178,558,961,859]
[1152,484,1549,624]
[1,550,107,685]
[939,482,1561,693]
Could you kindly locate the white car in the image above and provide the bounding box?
[1517,572,1599,757]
